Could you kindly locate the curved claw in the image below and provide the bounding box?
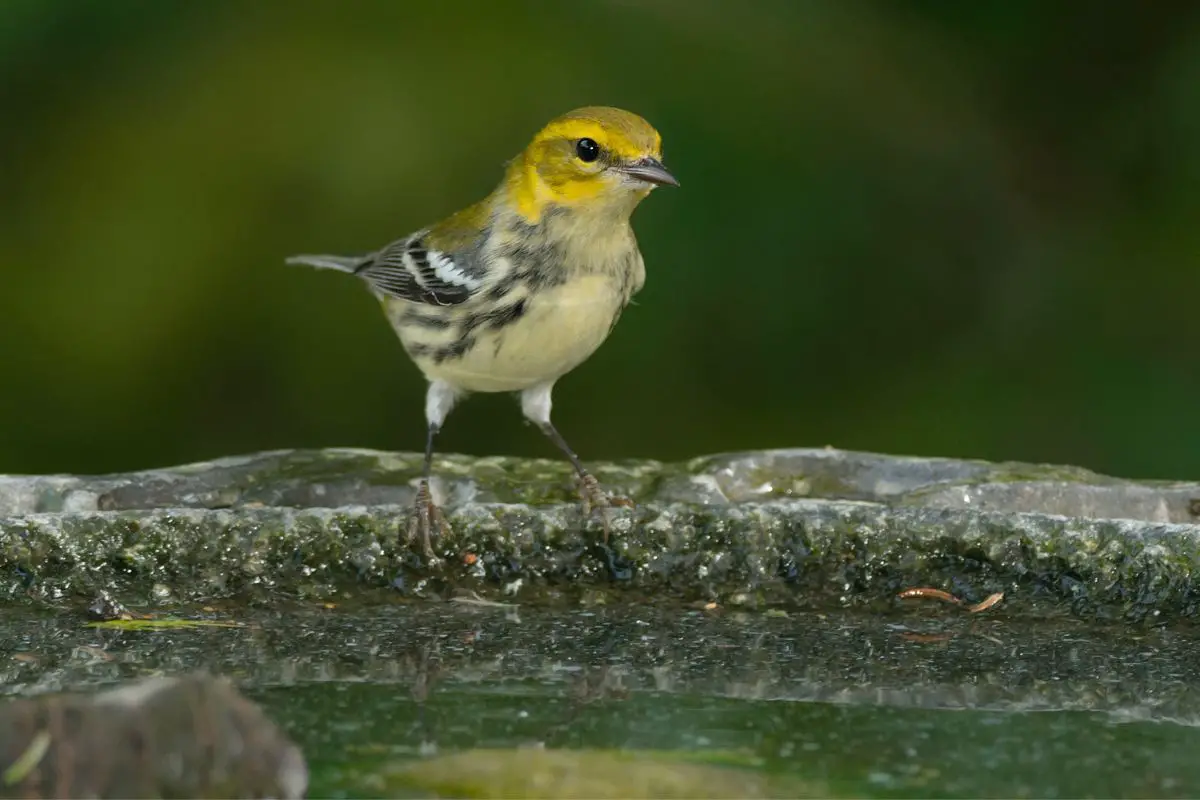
[576,473,634,543]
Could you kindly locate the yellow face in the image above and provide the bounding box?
[508,106,678,223]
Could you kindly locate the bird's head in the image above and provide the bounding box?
[504,106,678,225]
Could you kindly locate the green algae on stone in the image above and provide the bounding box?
[0,498,1194,619]
[385,748,828,799]
[86,618,246,630]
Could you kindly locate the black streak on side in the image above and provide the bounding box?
[432,336,475,365]
[400,309,453,330]
[500,215,569,292]
[488,298,528,329]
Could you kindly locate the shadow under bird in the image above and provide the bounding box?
[287,105,678,555]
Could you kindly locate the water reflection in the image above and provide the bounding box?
[6,602,1200,796]
[4,602,1200,722]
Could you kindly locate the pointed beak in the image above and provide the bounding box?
[620,157,679,187]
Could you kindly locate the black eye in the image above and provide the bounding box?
[575,138,600,162]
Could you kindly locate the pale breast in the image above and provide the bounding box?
[393,273,630,393]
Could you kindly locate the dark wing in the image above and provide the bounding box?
[356,233,484,306]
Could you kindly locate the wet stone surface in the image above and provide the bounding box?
[1,447,1199,619]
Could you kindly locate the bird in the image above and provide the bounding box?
[286,106,678,556]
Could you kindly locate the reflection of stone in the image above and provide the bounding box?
[5,604,1200,727]
[1,447,1199,618]
[0,673,306,799]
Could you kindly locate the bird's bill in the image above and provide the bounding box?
[619,157,679,187]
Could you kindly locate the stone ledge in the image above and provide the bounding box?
[1,448,1198,618]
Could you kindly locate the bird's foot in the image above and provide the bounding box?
[406,480,450,557]
[577,472,634,542]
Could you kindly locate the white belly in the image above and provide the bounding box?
[397,274,627,393]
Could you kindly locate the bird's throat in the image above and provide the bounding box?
[504,154,623,226]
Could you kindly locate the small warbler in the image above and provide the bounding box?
[287,106,677,554]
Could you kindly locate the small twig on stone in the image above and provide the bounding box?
[967,592,1005,613]
[449,591,517,609]
[897,587,960,604]
[897,587,1005,614]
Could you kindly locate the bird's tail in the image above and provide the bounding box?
[284,253,364,273]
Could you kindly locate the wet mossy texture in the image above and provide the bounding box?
[2,447,1199,620]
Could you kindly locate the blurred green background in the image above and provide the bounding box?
[2,0,1199,480]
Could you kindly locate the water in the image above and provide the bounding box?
[259,682,1200,797]
[5,600,1200,797]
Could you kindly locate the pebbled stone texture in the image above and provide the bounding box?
[1,447,1199,619]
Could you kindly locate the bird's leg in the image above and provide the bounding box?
[544,421,627,499]
[407,381,458,556]
[520,381,631,541]
[538,420,633,541]
[406,422,449,556]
